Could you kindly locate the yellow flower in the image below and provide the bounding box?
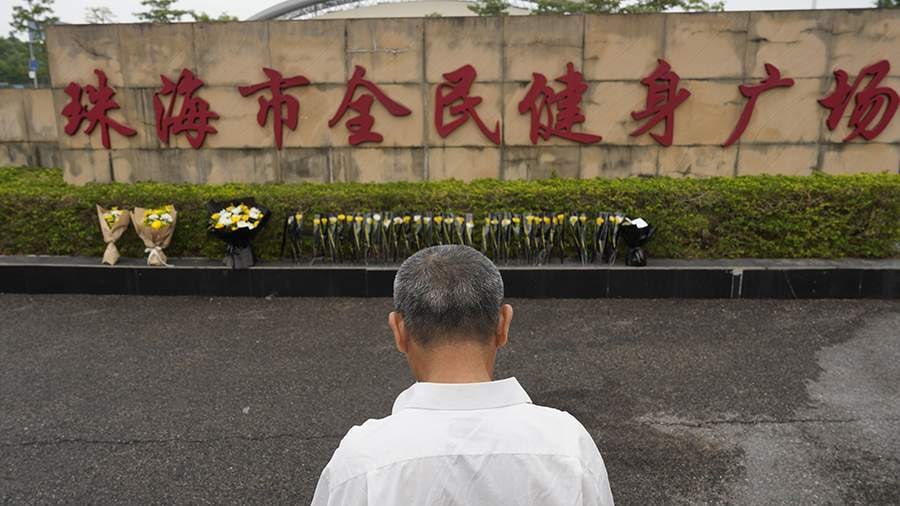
[543,217,551,224]
[231,215,240,224]
[456,216,464,224]
[211,213,220,221]
[215,223,224,229]
[403,216,411,224]
[434,216,444,224]
[320,218,327,225]
[556,213,565,222]
[338,213,346,221]
[355,216,364,223]
[579,214,587,223]
[512,217,521,224]
[151,220,162,230]
[596,217,605,225]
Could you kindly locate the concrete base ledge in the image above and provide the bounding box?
[1,256,897,299]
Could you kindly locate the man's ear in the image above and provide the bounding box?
[495,304,513,349]
[389,311,409,354]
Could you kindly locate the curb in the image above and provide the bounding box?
[1,257,897,298]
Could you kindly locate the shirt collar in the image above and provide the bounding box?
[392,377,532,414]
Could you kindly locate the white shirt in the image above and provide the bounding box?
[311,377,614,506]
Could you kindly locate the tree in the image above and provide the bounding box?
[468,0,511,16]
[0,36,49,85]
[532,0,723,14]
[190,11,239,22]
[134,0,191,23]
[85,6,117,24]
[10,0,58,40]
[874,0,898,7]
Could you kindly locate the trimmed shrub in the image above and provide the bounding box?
[0,167,898,260]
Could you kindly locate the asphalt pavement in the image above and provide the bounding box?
[1,295,898,505]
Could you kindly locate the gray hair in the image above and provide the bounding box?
[393,245,504,346]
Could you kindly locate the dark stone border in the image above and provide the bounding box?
[0,257,897,298]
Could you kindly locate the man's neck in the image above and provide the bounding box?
[410,342,496,384]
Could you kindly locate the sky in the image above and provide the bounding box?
[1,0,874,36]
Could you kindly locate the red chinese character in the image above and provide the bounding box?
[435,64,500,145]
[631,59,691,147]
[819,60,898,142]
[723,63,794,147]
[153,68,219,149]
[517,62,601,145]
[61,69,136,149]
[239,67,311,150]
[328,65,412,145]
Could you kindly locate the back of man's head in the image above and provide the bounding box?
[393,245,504,346]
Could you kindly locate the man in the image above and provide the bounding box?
[311,245,614,505]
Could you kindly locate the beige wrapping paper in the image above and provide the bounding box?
[132,206,177,266]
[96,205,132,265]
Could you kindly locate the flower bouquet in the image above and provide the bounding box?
[620,217,655,267]
[282,211,304,262]
[96,205,132,265]
[132,205,177,266]
[208,199,271,269]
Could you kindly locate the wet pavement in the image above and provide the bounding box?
[1,295,898,504]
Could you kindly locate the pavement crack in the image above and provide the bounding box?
[639,417,898,429]
[1,433,343,448]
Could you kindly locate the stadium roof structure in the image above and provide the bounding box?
[248,0,534,20]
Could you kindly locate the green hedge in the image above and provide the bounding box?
[1,167,898,260]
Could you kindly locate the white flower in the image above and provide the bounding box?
[160,213,173,223]
[501,218,511,226]
[147,214,159,220]
[423,217,431,224]
[247,223,257,230]
[373,213,382,221]
[237,220,250,229]
[393,217,403,224]
[248,209,260,220]
[413,215,421,222]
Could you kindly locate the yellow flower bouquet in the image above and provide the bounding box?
[132,205,177,266]
[207,199,271,269]
[96,205,132,265]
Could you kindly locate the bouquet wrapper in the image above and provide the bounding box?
[207,198,271,270]
[96,205,132,266]
[132,206,177,266]
[620,221,655,267]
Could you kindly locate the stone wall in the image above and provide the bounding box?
[31,11,900,182]
[0,89,60,168]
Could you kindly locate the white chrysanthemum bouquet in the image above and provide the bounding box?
[207,199,271,269]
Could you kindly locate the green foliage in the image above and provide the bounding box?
[9,0,58,39]
[134,0,237,23]
[134,0,191,23]
[0,167,898,261]
[0,36,48,85]
[875,0,899,7]
[468,0,511,16]
[189,11,239,22]
[532,0,723,15]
